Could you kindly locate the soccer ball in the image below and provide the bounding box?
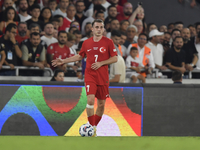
[79,124,94,137]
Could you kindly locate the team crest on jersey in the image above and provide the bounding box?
[93,47,98,50]
[99,47,106,53]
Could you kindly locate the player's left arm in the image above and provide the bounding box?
[91,55,118,70]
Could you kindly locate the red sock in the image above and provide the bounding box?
[88,115,95,126]
[94,114,102,126]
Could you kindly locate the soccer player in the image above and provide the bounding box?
[52,19,118,136]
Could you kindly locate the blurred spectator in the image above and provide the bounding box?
[0,0,13,22]
[165,36,186,74]
[21,32,46,70]
[54,0,69,17]
[82,22,92,38]
[15,22,29,46]
[174,21,184,31]
[119,20,129,32]
[39,7,53,23]
[50,69,64,81]
[146,29,167,71]
[18,0,32,22]
[109,0,123,16]
[59,4,76,32]
[75,0,87,30]
[28,23,41,35]
[170,28,181,47]
[26,4,44,31]
[159,25,167,32]
[84,0,102,17]
[0,6,19,34]
[95,11,105,22]
[117,2,132,22]
[27,0,38,8]
[167,22,174,33]
[147,23,157,35]
[47,30,70,72]
[194,22,200,70]
[48,0,57,15]
[133,19,143,41]
[124,25,137,48]
[0,43,6,70]
[125,47,145,83]
[127,33,155,77]
[172,70,182,84]
[110,29,122,55]
[72,30,82,49]
[41,22,58,46]
[181,28,198,71]
[109,55,126,83]
[119,31,127,58]
[104,5,117,30]
[0,23,22,76]
[70,20,80,30]
[81,4,105,35]
[101,0,110,12]
[178,0,198,8]
[54,14,64,28]
[162,32,171,54]
[106,18,119,38]
[50,18,59,38]
[68,26,78,34]
[80,30,92,41]
[188,24,196,38]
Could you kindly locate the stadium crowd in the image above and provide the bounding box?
[0,0,200,83]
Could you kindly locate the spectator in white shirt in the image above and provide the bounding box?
[41,22,58,46]
[48,0,57,15]
[146,29,167,71]
[53,0,69,17]
[18,0,32,22]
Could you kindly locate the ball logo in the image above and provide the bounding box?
[99,47,106,53]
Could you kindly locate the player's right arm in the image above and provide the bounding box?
[52,54,83,67]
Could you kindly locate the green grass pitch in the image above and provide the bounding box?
[1,136,200,150]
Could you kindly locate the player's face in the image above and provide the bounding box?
[92,22,104,37]
[55,72,64,81]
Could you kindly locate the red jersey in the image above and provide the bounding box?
[117,13,130,22]
[58,17,75,32]
[79,36,117,85]
[116,5,123,16]
[47,43,70,60]
[15,35,29,46]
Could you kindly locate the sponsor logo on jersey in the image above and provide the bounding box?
[87,49,92,52]
[93,47,98,50]
[99,47,106,53]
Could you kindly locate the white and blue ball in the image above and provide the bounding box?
[79,124,94,137]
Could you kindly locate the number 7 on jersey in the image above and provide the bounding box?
[94,55,98,62]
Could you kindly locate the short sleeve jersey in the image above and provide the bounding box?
[126,55,144,68]
[47,43,70,59]
[79,36,117,85]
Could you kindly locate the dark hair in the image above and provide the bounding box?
[18,22,27,27]
[86,30,92,36]
[174,21,183,26]
[5,23,17,33]
[29,23,41,31]
[30,32,40,38]
[58,30,67,36]
[173,36,183,42]
[51,69,64,81]
[111,30,121,37]
[53,14,64,19]
[75,0,84,6]
[120,20,129,26]
[93,4,105,13]
[4,6,18,21]
[110,18,119,24]
[135,6,146,33]
[69,26,78,33]
[167,22,174,29]
[120,31,126,36]
[164,32,171,36]
[195,22,200,29]
[30,4,40,11]
[92,19,104,26]
[39,7,53,22]
[172,70,182,82]
[95,11,104,18]
[44,22,54,28]
[48,0,57,4]
[73,30,81,35]
[107,5,117,11]
[147,23,156,32]
[171,29,181,35]
[130,46,138,51]
[187,24,195,28]
[138,33,148,39]
[50,18,60,23]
